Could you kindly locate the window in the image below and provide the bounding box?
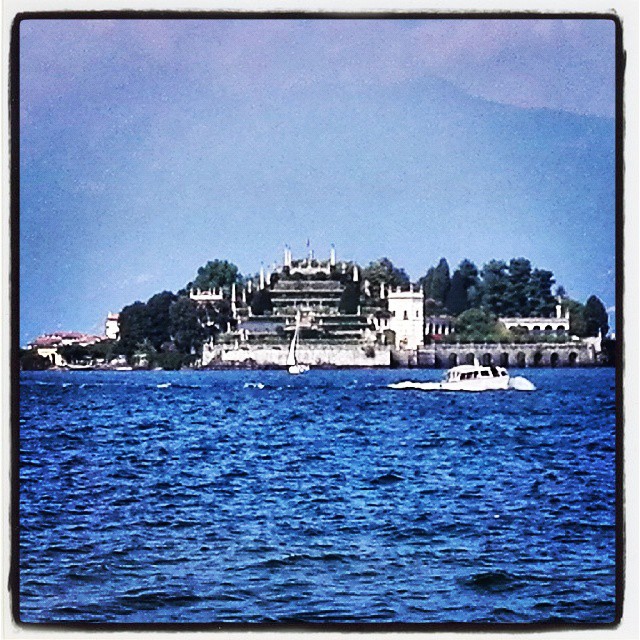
[403,310,408,320]
[416,310,419,318]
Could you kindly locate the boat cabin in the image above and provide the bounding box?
[445,365,508,382]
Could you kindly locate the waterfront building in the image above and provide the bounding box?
[426,315,455,338]
[28,331,105,367]
[234,246,376,343]
[499,300,570,334]
[105,312,120,340]
[387,287,425,350]
[270,280,344,315]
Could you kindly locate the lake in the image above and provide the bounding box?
[18,368,618,625]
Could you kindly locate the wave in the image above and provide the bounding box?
[465,570,520,592]
[371,471,404,485]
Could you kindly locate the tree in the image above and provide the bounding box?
[418,267,434,299]
[118,301,151,359]
[86,340,116,362]
[197,299,235,340]
[132,338,157,369]
[190,260,241,292]
[250,288,273,316]
[20,349,51,370]
[504,258,532,317]
[445,259,480,315]
[480,260,509,316]
[584,295,609,337]
[363,258,410,293]
[527,269,556,317]
[169,297,205,354]
[339,281,360,314]
[431,258,451,306]
[564,299,587,337]
[146,291,178,350]
[444,271,467,315]
[58,344,90,364]
[454,308,499,341]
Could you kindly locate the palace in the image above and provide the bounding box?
[186,245,573,354]
[25,244,605,371]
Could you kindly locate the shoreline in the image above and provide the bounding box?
[21,362,614,372]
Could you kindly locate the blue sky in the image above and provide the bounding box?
[19,18,616,344]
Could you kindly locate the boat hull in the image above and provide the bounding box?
[288,364,309,375]
[389,378,510,392]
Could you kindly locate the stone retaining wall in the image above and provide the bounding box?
[202,343,392,368]
[417,342,597,368]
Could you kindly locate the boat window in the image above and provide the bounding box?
[490,367,500,377]
[481,370,490,377]
[472,371,478,379]
[501,370,508,376]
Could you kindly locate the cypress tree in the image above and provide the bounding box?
[584,295,609,337]
[430,258,451,306]
[505,258,532,317]
[527,269,556,317]
[444,271,468,315]
[480,260,509,316]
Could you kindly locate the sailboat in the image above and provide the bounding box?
[287,311,309,375]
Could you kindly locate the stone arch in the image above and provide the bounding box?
[533,352,543,367]
[516,352,526,367]
[465,352,475,365]
[533,325,541,331]
[500,352,509,367]
[482,353,492,366]
[568,352,579,367]
[550,352,559,367]
[557,325,566,333]
[545,325,553,331]
[448,353,458,367]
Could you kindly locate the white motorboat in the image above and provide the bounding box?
[287,311,309,375]
[389,363,511,392]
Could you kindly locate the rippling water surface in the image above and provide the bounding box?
[19,368,617,624]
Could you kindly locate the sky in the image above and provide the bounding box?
[19,17,617,344]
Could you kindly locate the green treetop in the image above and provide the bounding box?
[363,258,410,292]
[190,260,242,291]
[584,295,609,337]
[480,259,509,317]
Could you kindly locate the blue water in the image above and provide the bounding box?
[19,368,617,624]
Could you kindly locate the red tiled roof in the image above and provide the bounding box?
[30,332,104,347]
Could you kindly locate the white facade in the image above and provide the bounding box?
[500,303,570,333]
[426,316,454,336]
[387,287,424,350]
[105,313,120,340]
[190,288,224,302]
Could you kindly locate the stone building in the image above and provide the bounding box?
[387,287,425,350]
[235,246,376,344]
[426,315,455,338]
[105,312,120,340]
[499,300,570,334]
[29,331,104,367]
